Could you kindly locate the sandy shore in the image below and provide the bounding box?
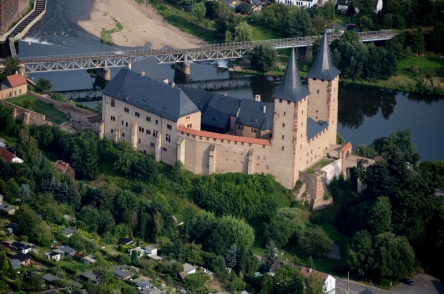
[78,0,205,49]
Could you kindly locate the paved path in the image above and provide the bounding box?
[392,273,444,294]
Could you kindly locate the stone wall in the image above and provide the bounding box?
[298,170,333,210]
[0,100,51,126]
[0,84,27,99]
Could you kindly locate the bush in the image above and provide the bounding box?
[310,214,326,225]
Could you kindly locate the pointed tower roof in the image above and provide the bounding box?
[272,48,310,103]
[307,32,340,81]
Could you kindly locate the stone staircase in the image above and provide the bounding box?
[7,0,46,39]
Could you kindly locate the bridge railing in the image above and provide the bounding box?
[18,30,394,62]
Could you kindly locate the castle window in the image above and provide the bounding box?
[124,107,129,113]
[302,110,304,114]
[316,110,318,113]
[199,136,202,140]
[146,130,151,135]
[282,135,284,139]
[300,145,302,149]
[287,101,291,105]
[166,134,171,142]
[111,129,114,133]
[122,133,125,137]
[266,165,269,169]
[321,79,324,82]
[126,122,128,127]
[162,147,167,152]
[187,124,192,128]
[279,99,282,103]
[156,120,159,125]
[138,139,141,143]
[281,146,284,151]
[135,112,140,117]
[121,120,124,125]
[313,78,316,81]
[317,90,320,94]
[301,122,303,126]
[111,116,115,121]
[251,128,256,133]
[111,99,115,107]
[139,127,144,132]
[316,116,318,119]
[221,140,224,143]
[153,130,158,137]
[144,150,146,154]
[241,143,244,146]
[146,116,151,121]
[213,138,216,142]
[282,123,285,127]
[283,111,286,116]
[167,124,172,130]
[150,142,155,147]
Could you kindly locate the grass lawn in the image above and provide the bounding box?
[58,260,95,272]
[398,56,444,75]
[304,158,334,174]
[334,13,350,25]
[6,95,70,124]
[42,150,59,162]
[250,24,286,41]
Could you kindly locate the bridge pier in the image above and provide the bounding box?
[95,67,111,81]
[175,61,191,76]
[303,46,313,62]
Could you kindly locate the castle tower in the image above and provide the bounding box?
[306,32,340,146]
[270,48,310,189]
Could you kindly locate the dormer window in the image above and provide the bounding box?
[111,99,115,107]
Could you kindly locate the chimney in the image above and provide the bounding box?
[255,94,261,102]
[308,268,312,273]
[140,71,145,77]
[263,105,267,113]
[15,71,18,75]
[171,82,175,88]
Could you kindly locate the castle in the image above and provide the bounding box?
[100,33,353,203]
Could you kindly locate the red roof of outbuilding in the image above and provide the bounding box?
[341,142,352,152]
[6,74,27,88]
[0,147,15,162]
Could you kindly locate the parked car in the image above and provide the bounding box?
[401,278,413,285]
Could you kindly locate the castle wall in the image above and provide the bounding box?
[0,100,51,126]
[0,84,27,99]
[102,94,201,166]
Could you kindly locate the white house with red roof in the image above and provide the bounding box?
[0,73,27,99]
[0,146,23,163]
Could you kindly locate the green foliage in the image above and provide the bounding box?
[193,173,290,224]
[0,103,17,136]
[16,127,39,163]
[367,196,392,235]
[191,2,206,22]
[305,272,324,294]
[35,78,53,94]
[236,2,251,14]
[273,265,305,294]
[4,56,21,76]
[71,131,99,180]
[264,207,305,247]
[410,27,425,56]
[183,272,208,292]
[298,226,333,257]
[251,44,278,72]
[225,244,239,268]
[114,140,138,176]
[348,230,374,278]
[263,239,278,269]
[22,97,35,109]
[233,21,252,42]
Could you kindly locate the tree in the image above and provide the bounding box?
[433,22,444,53]
[22,97,35,110]
[71,131,99,180]
[373,232,416,281]
[263,240,278,270]
[131,156,158,182]
[233,22,252,42]
[191,2,206,22]
[15,127,39,163]
[35,78,53,94]
[4,56,20,76]
[307,255,314,269]
[114,140,138,177]
[0,250,10,279]
[411,27,425,56]
[348,230,374,279]
[273,266,305,294]
[305,272,325,294]
[0,103,16,136]
[236,2,251,14]
[299,226,333,257]
[225,244,239,268]
[238,245,259,276]
[367,196,392,235]
[183,272,208,292]
[251,44,278,72]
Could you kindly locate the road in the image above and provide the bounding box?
[392,274,444,294]
[336,278,395,294]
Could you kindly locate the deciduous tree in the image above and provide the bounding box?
[251,44,277,72]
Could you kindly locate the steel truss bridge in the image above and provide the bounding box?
[16,30,395,73]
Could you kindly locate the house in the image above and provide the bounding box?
[42,273,59,284]
[59,245,76,257]
[61,227,76,238]
[140,289,162,294]
[128,246,145,258]
[0,203,15,215]
[179,263,197,279]
[300,267,336,293]
[5,223,19,235]
[81,255,97,264]
[180,289,187,294]
[277,0,324,7]
[0,146,23,163]
[9,258,22,270]
[147,254,162,261]
[144,245,157,256]
[133,277,152,290]
[63,214,76,223]
[54,160,75,180]
[118,238,133,245]
[374,0,383,13]
[80,272,99,282]
[1,241,30,253]
[46,250,63,261]
[0,74,27,99]
[247,0,262,11]
[9,252,31,267]
[337,0,351,12]
[112,269,132,280]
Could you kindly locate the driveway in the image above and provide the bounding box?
[392,273,444,294]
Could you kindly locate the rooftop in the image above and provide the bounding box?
[113,269,131,279]
[10,253,31,262]
[6,74,27,88]
[307,118,329,140]
[183,263,197,273]
[307,32,340,81]
[42,273,59,283]
[61,227,76,236]
[130,56,168,83]
[103,68,199,122]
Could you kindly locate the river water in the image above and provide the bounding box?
[15,0,444,161]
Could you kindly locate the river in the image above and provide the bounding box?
[14,0,444,161]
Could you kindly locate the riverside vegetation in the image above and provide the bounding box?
[0,101,444,292]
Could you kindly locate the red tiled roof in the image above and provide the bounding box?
[177,125,271,146]
[0,147,14,162]
[341,142,352,152]
[299,266,329,280]
[54,160,70,173]
[6,74,27,88]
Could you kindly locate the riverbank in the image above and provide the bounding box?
[77,0,205,49]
